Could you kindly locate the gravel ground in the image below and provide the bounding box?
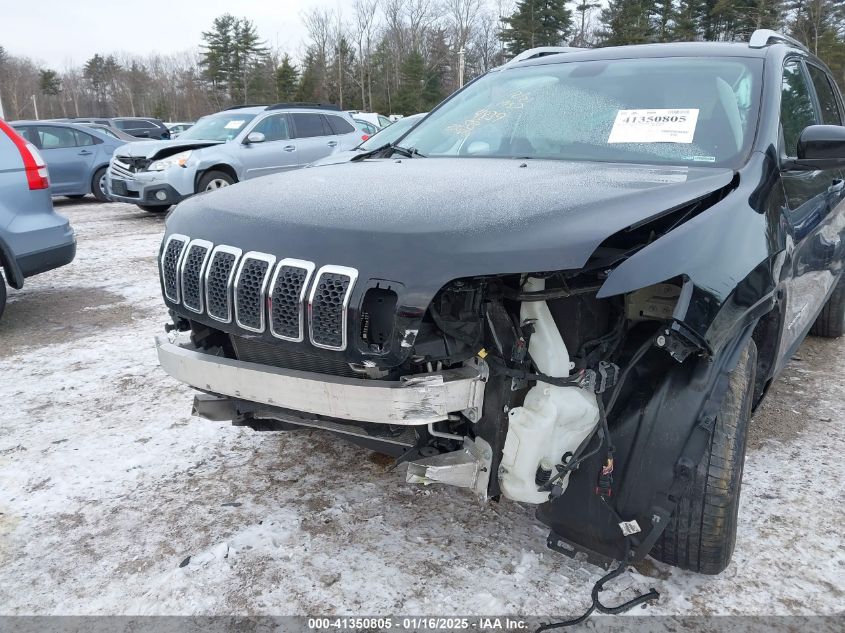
[0,199,843,622]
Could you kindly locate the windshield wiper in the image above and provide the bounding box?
[350,143,425,162]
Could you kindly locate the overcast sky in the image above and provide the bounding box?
[3,0,339,68]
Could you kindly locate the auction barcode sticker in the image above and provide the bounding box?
[608,108,699,144]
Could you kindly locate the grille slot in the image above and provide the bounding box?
[269,259,315,342]
[204,245,242,323]
[161,234,189,303]
[309,265,358,351]
[234,252,276,333]
[180,239,212,313]
[231,336,359,378]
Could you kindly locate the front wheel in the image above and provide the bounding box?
[651,338,757,574]
[809,273,845,338]
[198,170,235,192]
[92,167,109,202]
[137,204,170,213]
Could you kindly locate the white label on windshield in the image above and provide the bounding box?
[224,120,245,130]
[608,109,699,144]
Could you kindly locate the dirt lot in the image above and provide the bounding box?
[0,199,843,619]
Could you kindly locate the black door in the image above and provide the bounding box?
[776,57,845,369]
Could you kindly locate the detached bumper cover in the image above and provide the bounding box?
[155,334,486,425]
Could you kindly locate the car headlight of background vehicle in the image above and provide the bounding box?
[149,150,192,171]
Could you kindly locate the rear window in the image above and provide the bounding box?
[326,115,355,135]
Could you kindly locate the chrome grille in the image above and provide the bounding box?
[180,240,212,313]
[204,246,242,323]
[161,234,189,303]
[269,259,315,342]
[110,162,134,179]
[234,253,276,333]
[159,235,359,350]
[309,266,358,351]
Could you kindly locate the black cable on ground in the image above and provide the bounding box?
[535,542,659,631]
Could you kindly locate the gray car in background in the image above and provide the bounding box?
[12,120,127,201]
[106,103,361,212]
[311,112,427,167]
[0,120,76,318]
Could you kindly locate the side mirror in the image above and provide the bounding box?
[245,132,265,144]
[788,125,845,170]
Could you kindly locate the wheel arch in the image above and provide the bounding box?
[194,164,238,192]
[536,318,759,565]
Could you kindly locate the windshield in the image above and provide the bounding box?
[400,57,762,167]
[178,112,256,141]
[359,115,424,150]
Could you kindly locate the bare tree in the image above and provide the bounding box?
[353,0,380,110]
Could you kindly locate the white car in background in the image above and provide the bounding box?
[347,111,392,129]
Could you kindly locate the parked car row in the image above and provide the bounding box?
[105,103,374,212]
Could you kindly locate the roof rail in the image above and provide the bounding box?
[748,29,809,52]
[506,46,585,66]
[223,104,269,111]
[266,102,341,111]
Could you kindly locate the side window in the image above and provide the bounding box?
[781,61,818,157]
[251,114,290,142]
[37,126,78,149]
[73,130,95,146]
[291,113,328,138]
[325,115,355,135]
[807,65,843,125]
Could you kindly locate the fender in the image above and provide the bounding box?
[536,323,757,565]
[597,152,784,356]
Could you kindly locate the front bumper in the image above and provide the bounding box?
[155,333,486,426]
[106,165,194,205]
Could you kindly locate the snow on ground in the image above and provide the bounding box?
[0,200,843,620]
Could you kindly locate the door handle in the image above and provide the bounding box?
[78,150,92,155]
[327,141,338,147]
[828,179,844,194]
[283,145,296,152]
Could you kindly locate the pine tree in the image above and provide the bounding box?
[500,0,573,55]
[39,69,61,96]
[598,0,657,45]
[275,55,299,102]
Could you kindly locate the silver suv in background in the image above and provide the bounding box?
[0,120,76,318]
[106,103,362,213]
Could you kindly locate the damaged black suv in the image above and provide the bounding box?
[155,30,845,576]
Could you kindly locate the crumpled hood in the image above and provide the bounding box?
[166,157,734,309]
[115,138,224,159]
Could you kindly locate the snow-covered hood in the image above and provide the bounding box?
[115,138,224,160]
[166,157,734,310]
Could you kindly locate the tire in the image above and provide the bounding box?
[809,273,845,338]
[197,170,235,192]
[137,204,170,213]
[0,277,6,320]
[651,338,757,575]
[91,167,109,202]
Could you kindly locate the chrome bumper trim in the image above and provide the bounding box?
[155,334,486,426]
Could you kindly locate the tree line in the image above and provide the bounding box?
[1,0,843,122]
